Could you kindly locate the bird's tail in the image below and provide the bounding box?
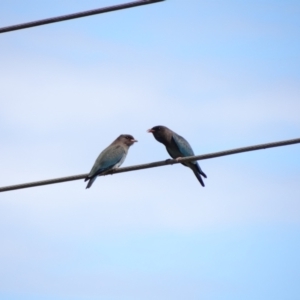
[85,176,97,189]
[193,170,205,187]
[199,169,207,178]
[195,163,207,178]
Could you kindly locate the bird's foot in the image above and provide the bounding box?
[165,158,172,163]
[175,157,183,161]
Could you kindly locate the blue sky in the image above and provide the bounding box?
[0,0,300,299]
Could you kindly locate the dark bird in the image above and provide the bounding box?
[147,125,207,186]
[85,134,137,189]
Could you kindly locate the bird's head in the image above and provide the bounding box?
[147,125,168,143]
[118,134,138,147]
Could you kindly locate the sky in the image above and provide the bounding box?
[0,0,300,299]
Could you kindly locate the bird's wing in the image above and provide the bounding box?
[172,132,206,178]
[88,145,125,178]
[171,132,195,157]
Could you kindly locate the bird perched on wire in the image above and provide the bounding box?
[85,134,137,189]
[147,125,207,187]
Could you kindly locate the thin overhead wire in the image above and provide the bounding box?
[0,137,299,193]
[0,0,165,34]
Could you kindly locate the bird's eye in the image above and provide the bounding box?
[157,126,161,130]
[126,136,130,139]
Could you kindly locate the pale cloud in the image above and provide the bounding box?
[1,157,299,239]
[2,49,299,137]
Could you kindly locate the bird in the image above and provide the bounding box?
[147,125,207,186]
[85,134,137,189]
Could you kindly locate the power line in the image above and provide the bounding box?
[1,137,299,193]
[0,0,165,34]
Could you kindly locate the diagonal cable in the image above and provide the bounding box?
[0,137,299,192]
[0,0,165,34]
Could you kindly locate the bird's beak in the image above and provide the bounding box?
[147,129,154,133]
[131,139,138,143]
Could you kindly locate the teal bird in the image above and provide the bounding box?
[148,126,207,186]
[85,134,137,189]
